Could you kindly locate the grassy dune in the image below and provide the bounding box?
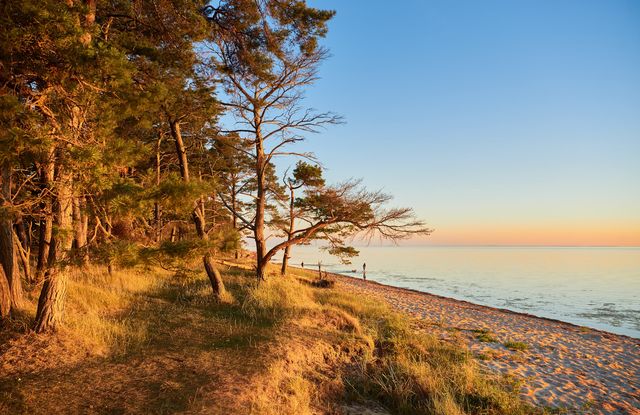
[0,262,539,414]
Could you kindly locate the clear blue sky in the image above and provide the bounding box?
[280,0,640,245]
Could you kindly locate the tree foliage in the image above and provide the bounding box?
[0,0,431,331]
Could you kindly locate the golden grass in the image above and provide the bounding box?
[1,261,540,415]
[241,275,317,322]
[63,266,161,354]
[246,267,538,415]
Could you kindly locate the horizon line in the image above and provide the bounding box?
[349,243,640,248]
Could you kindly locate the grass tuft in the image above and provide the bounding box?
[504,341,529,351]
[241,276,316,322]
[473,328,498,343]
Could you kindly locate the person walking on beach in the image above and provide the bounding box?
[301,261,304,269]
[363,262,366,281]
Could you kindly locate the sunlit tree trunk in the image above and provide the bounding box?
[170,119,226,298]
[13,228,31,284]
[0,161,23,309]
[280,188,295,276]
[154,133,162,243]
[254,116,267,281]
[231,185,239,259]
[36,156,55,281]
[72,194,89,264]
[34,170,73,333]
[0,266,10,319]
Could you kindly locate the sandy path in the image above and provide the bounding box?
[335,274,640,415]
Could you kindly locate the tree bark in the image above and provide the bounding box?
[280,186,295,276]
[0,265,10,319]
[13,230,31,284]
[0,161,22,309]
[280,245,290,276]
[72,195,89,264]
[36,157,55,281]
[231,185,239,259]
[253,116,267,281]
[171,120,190,182]
[203,253,225,297]
[33,170,73,333]
[154,133,162,243]
[170,119,226,298]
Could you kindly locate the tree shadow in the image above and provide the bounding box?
[0,269,279,414]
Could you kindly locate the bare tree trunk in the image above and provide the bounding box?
[0,161,22,309]
[14,215,30,252]
[170,119,226,298]
[231,187,239,259]
[36,158,55,281]
[170,120,190,182]
[280,188,295,276]
[280,245,290,276]
[203,253,225,296]
[0,224,21,309]
[254,118,267,281]
[13,230,31,283]
[72,195,88,264]
[34,170,73,333]
[154,133,162,243]
[0,266,10,319]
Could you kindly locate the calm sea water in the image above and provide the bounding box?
[284,245,640,338]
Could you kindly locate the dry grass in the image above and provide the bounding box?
[245,268,539,415]
[0,261,539,415]
[241,275,316,322]
[311,281,535,415]
[64,266,160,354]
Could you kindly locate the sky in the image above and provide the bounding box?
[273,0,640,247]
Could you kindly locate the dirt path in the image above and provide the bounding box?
[336,274,640,415]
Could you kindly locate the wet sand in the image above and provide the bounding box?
[333,273,640,414]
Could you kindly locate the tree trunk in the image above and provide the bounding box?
[0,266,10,319]
[280,187,295,276]
[170,120,190,182]
[36,157,55,281]
[280,245,290,276]
[154,133,162,243]
[170,119,226,298]
[253,119,267,281]
[203,253,226,298]
[0,161,22,309]
[34,170,73,333]
[36,214,53,281]
[231,186,239,259]
[72,195,88,264]
[13,230,32,283]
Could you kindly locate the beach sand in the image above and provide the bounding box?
[333,274,640,414]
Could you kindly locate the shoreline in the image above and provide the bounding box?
[296,267,640,414]
[320,269,639,341]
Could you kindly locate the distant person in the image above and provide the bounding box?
[363,262,366,281]
[301,261,304,268]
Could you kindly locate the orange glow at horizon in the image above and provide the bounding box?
[412,222,640,247]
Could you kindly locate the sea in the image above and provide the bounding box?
[283,245,640,338]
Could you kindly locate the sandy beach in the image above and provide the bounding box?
[333,273,640,415]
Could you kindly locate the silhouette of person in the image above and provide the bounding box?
[363,262,366,281]
[301,261,304,268]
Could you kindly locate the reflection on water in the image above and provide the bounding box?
[285,246,640,338]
